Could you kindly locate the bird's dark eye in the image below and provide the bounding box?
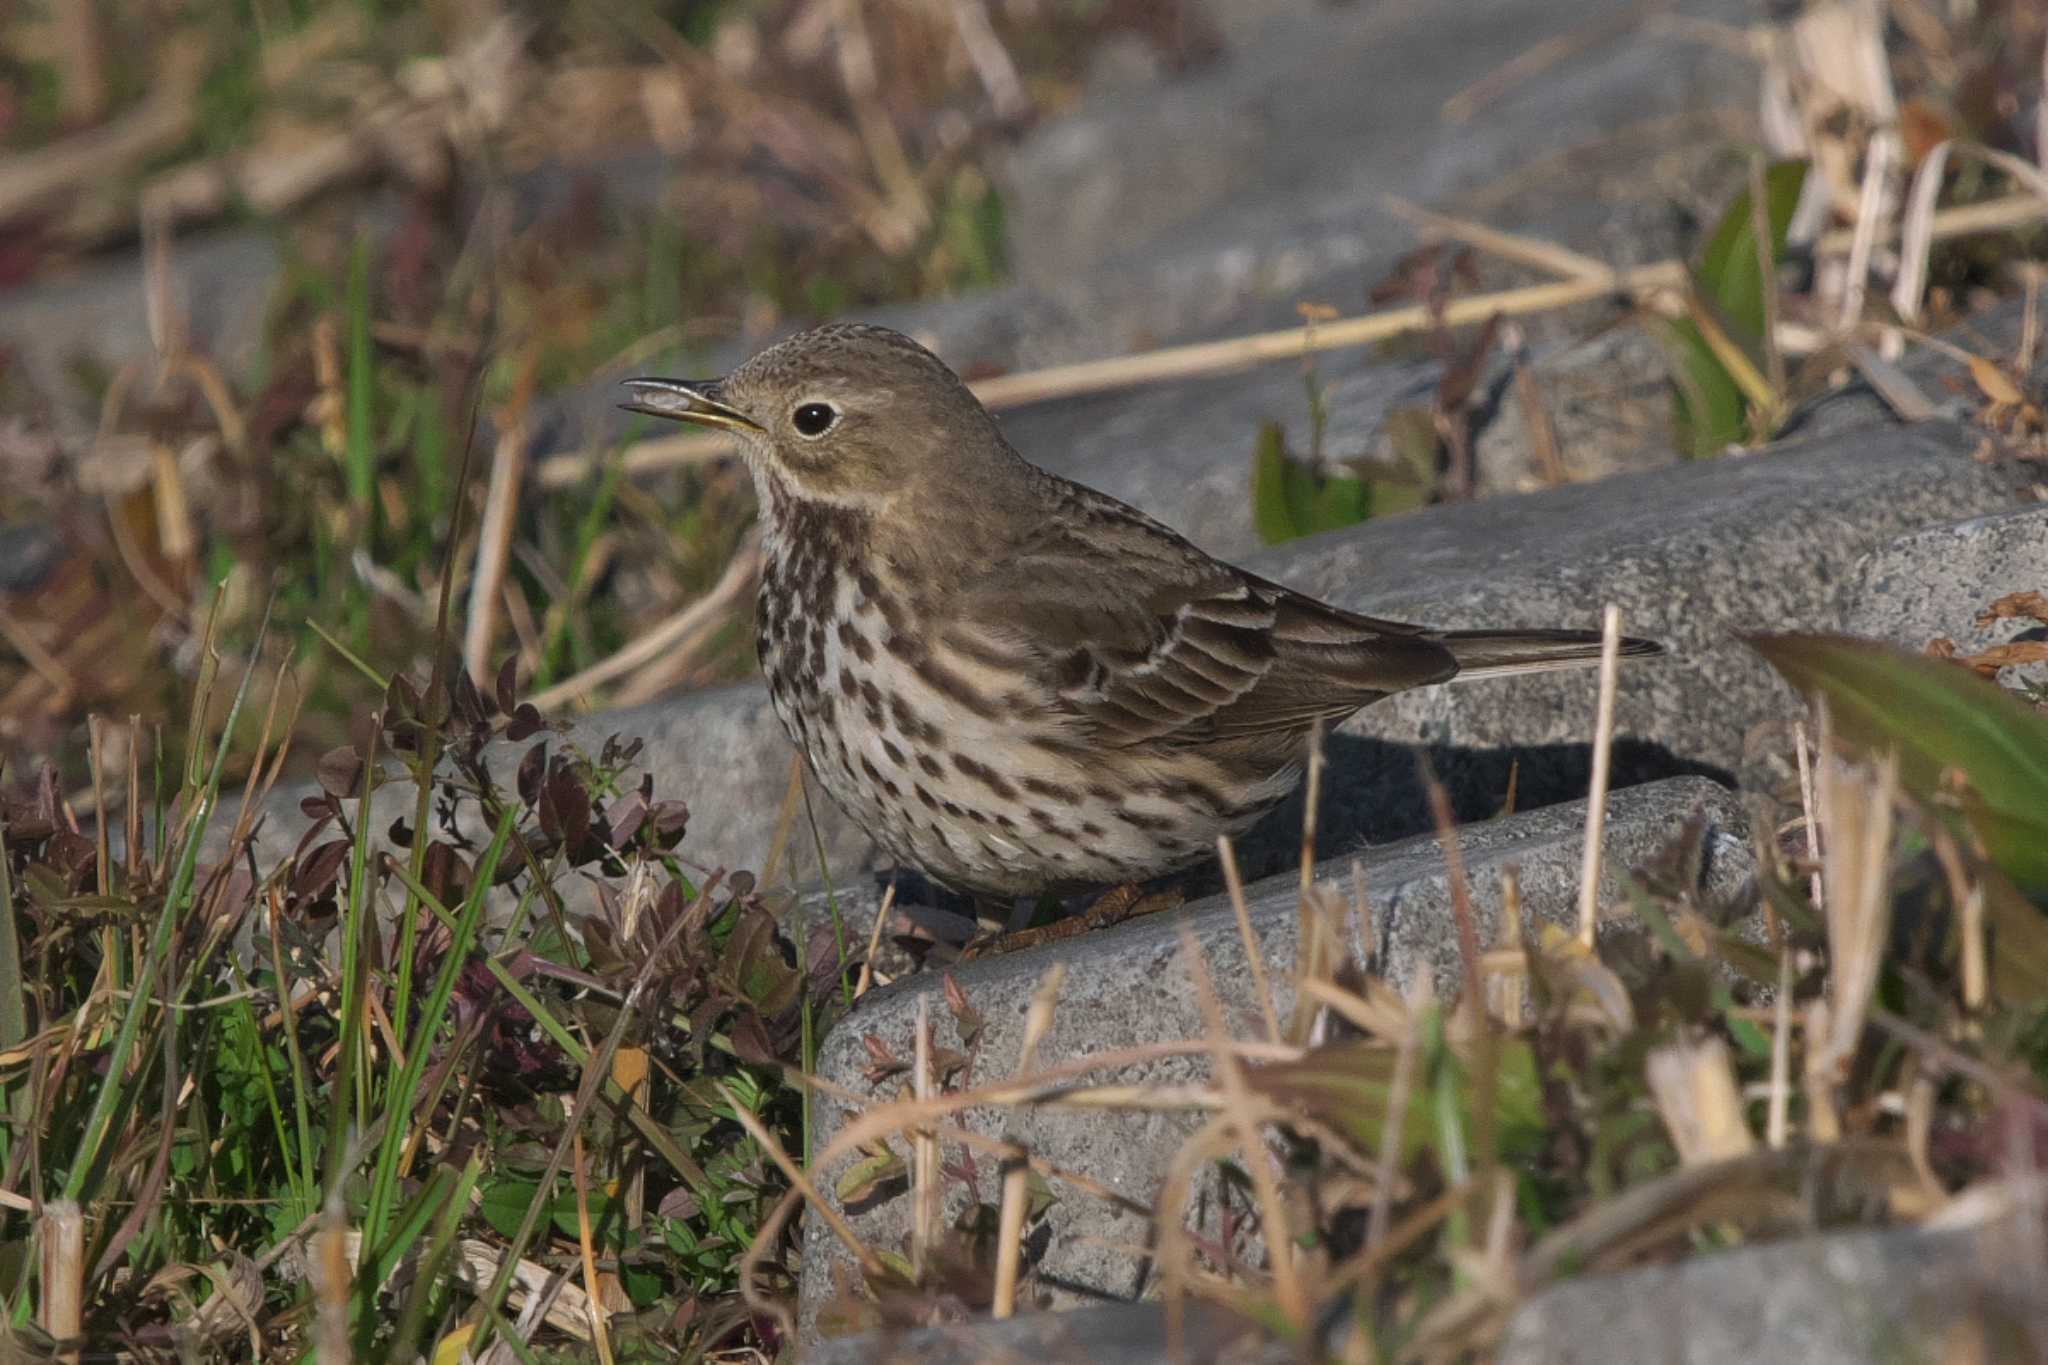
[792,402,837,437]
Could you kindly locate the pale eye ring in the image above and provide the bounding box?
[792,401,838,437]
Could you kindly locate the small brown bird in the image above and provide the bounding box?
[623,324,1659,899]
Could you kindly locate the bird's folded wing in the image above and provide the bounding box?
[942,523,1457,748]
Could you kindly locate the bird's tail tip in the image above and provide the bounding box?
[1440,628,1665,680]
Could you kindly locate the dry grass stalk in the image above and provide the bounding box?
[39,1198,83,1364]
[1576,605,1625,949]
[539,186,2048,489]
[526,535,761,710]
[1767,946,1794,1148]
[1794,719,1824,915]
[462,411,532,686]
[1490,867,1527,1025]
[1647,1037,1757,1165]
[1015,963,1066,1077]
[946,0,1027,120]
[991,1159,1030,1319]
[1179,926,1309,1331]
[313,1197,352,1364]
[1367,976,1430,1253]
[1382,195,1614,282]
[715,1079,885,1280]
[1811,748,1897,1088]
[910,993,939,1276]
[570,1130,617,1364]
[1893,139,1955,324]
[1217,835,1282,1045]
[851,882,900,999]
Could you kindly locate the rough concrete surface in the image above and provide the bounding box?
[1841,504,2048,689]
[1496,1201,2048,1365]
[804,1298,1290,1365]
[796,776,1755,1335]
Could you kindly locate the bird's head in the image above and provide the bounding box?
[620,323,1012,507]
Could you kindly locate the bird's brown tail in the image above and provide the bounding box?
[1438,628,1664,681]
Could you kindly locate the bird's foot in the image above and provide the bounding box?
[959,882,1185,960]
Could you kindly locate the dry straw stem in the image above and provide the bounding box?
[910,994,940,1276]
[1576,605,1625,949]
[1217,835,1282,1045]
[570,1130,616,1364]
[539,186,2048,489]
[1811,747,1897,1090]
[526,534,762,710]
[1647,1036,1757,1166]
[39,1199,83,1364]
[991,1159,1030,1319]
[462,410,532,686]
[851,880,899,998]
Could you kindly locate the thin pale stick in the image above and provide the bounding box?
[1179,926,1309,1331]
[911,993,937,1275]
[1576,604,1624,949]
[1383,194,1614,281]
[527,536,760,710]
[1217,835,1282,1045]
[462,415,530,686]
[1767,945,1792,1147]
[992,1160,1030,1319]
[1366,979,1427,1252]
[714,1079,885,1277]
[851,881,899,999]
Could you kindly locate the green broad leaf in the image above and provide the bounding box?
[1251,421,1375,546]
[478,1178,544,1241]
[836,1143,907,1204]
[1253,422,1305,545]
[1244,1036,1545,1163]
[1748,632,2048,894]
[1654,316,1748,458]
[1698,160,1808,345]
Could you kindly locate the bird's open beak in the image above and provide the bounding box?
[618,378,762,433]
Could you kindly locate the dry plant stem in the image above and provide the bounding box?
[852,881,900,998]
[1217,835,1282,1044]
[543,187,2048,487]
[1748,154,1787,399]
[1179,926,1309,1330]
[718,1079,886,1280]
[1015,962,1066,1076]
[1647,1038,1756,1164]
[1839,129,1900,332]
[1576,605,1625,948]
[526,536,761,710]
[946,0,1028,119]
[911,994,939,1276]
[570,1131,615,1364]
[1814,747,1896,1087]
[1420,767,1486,1009]
[39,1199,82,1364]
[1367,978,1429,1253]
[1793,720,1824,919]
[1382,194,1614,281]
[313,1197,352,1364]
[992,1160,1030,1319]
[1768,946,1793,1147]
[1892,139,1954,324]
[462,415,530,686]
[1496,867,1526,1025]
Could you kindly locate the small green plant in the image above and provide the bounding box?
[1654,160,1809,457]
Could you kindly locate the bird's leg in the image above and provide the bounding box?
[959,882,1185,960]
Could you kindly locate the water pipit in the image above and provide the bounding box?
[622,323,1660,904]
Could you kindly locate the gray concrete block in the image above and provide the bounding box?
[804,1299,1288,1365]
[797,777,1755,1334]
[1842,504,2048,689]
[1496,1201,2048,1365]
